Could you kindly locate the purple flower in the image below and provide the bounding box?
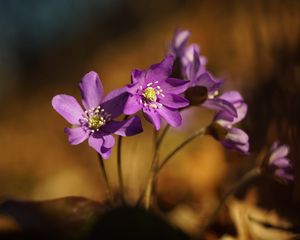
[170,28,191,57]
[211,91,249,154]
[52,71,143,159]
[124,55,190,130]
[264,142,294,183]
[170,29,236,116]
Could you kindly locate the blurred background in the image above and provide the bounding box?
[0,0,299,238]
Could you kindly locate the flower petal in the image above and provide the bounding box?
[101,116,143,136]
[123,95,142,115]
[195,72,222,93]
[143,108,161,130]
[131,69,146,84]
[103,135,115,148]
[270,144,290,163]
[146,55,174,83]
[157,106,182,128]
[222,128,249,153]
[79,71,104,110]
[159,78,190,94]
[159,94,189,109]
[64,127,89,145]
[272,158,292,168]
[172,29,190,55]
[204,98,237,120]
[52,94,84,125]
[102,87,129,118]
[88,135,112,159]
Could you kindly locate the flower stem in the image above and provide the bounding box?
[158,127,207,171]
[97,154,113,201]
[117,135,125,204]
[156,124,170,149]
[116,115,128,204]
[144,129,159,209]
[196,168,261,238]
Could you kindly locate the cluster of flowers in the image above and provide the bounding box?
[52,29,293,184]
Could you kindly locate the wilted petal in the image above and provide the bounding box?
[146,55,174,83]
[102,116,143,136]
[52,94,84,125]
[159,94,189,109]
[102,87,129,118]
[123,95,142,115]
[64,127,89,145]
[159,78,190,94]
[143,109,161,130]
[79,71,104,110]
[157,106,182,128]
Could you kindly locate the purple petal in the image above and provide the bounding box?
[159,94,189,109]
[226,128,249,144]
[272,158,291,168]
[146,55,174,83]
[64,127,89,145]
[103,135,115,148]
[102,116,143,136]
[274,169,294,182]
[270,144,290,163]
[52,94,84,125]
[221,128,249,153]
[79,71,104,110]
[181,44,200,67]
[204,98,237,120]
[157,106,182,128]
[143,108,161,130]
[88,135,112,159]
[195,72,222,93]
[131,69,146,84]
[88,135,104,153]
[159,78,190,94]
[172,29,190,55]
[123,95,142,115]
[100,147,112,160]
[101,87,129,118]
[215,101,247,125]
[219,91,243,103]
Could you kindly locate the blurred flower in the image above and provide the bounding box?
[264,142,294,183]
[209,91,249,154]
[52,71,142,159]
[124,55,190,130]
[170,29,236,116]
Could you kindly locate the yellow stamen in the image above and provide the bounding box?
[88,115,104,129]
[143,87,157,101]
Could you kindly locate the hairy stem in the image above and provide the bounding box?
[196,168,261,238]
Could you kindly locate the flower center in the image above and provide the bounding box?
[88,115,105,129]
[82,106,111,132]
[143,87,157,101]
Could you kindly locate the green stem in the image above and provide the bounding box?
[97,154,113,201]
[196,168,261,238]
